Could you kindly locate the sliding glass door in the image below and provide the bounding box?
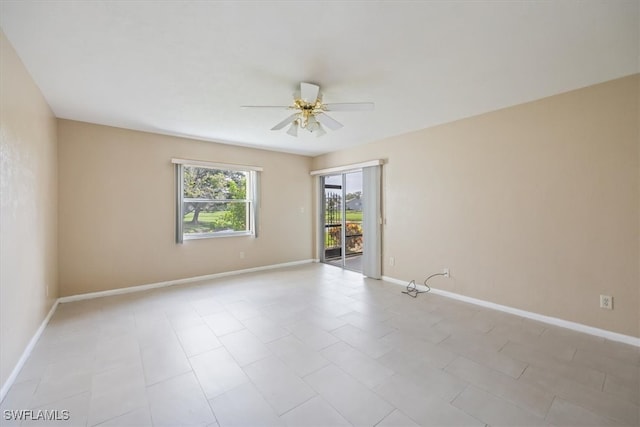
[321,171,363,272]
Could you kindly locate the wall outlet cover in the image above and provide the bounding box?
[599,295,613,310]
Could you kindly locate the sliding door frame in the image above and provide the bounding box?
[312,160,383,278]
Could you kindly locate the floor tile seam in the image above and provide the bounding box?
[571,356,640,382]
[226,346,273,370]
[87,401,149,427]
[447,354,542,390]
[142,366,194,389]
[427,331,452,345]
[463,380,554,423]
[328,325,385,346]
[389,356,470,401]
[301,362,378,398]
[317,356,390,392]
[448,381,472,404]
[538,334,607,353]
[601,373,640,403]
[441,355,469,378]
[498,342,598,378]
[371,326,399,341]
[497,392,559,425]
[321,320,350,335]
[601,372,609,393]
[321,339,373,364]
[494,335,510,353]
[565,345,578,362]
[372,409,418,427]
[90,378,147,403]
[546,394,635,426]
[141,335,190,361]
[203,396,222,426]
[309,337,345,353]
[180,354,221,426]
[21,375,45,409]
[90,353,145,379]
[369,405,396,427]
[166,317,207,333]
[444,362,555,419]
[437,338,517,373]
[300,366,395,427]
[510,346,530,380]
[448,384,493,426]
[179,342,224,359]
[27,362,94,397]
[541,394,560,422]
[224,309,264,324]
[275,393,319,420]
[28,389,91,413]
[545,381,640,425]
[516,357,608,391]
[370,371,468,420]
[0,381,40,413]
[287,352,332,378]
[206,324,248,339]
[133,310,170,329]
[239,364,319,418]
[523,363,618,400]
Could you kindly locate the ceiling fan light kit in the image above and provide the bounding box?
[243,82,374,138]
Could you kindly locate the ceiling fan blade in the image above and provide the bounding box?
[286,122,298,137]
[323,102,375,111]
[271,113,299,130]
[315,124,327,137]
[316,113,343,131]
[300,82,320,103]
[241,105,290,109]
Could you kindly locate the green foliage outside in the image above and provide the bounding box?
[346,211,362,221]
[324,211,362,223]
[325,221,363,253]
[183,167,248,234]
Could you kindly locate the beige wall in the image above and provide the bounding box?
[58,120,313,296]
[0,31,58,388]
[313,75,639,338]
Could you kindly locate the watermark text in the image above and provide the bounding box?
[3,409,70,421]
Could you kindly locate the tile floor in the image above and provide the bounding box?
[1,264,638,426]
[325,256,362,273]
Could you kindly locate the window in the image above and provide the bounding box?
[173,159,261,242]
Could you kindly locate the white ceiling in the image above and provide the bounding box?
[1,1,638,156]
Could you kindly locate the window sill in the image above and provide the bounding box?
[183,231,254,241]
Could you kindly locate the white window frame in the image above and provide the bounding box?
[172,158,262,243]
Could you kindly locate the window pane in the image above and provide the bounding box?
[183,166,247,201]
[177,164,255,241]
[183,201,248,235]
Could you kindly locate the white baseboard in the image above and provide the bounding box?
[382,275,640,347]
[0,299,59,403]
[58,259,315,303]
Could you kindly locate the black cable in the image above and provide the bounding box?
[401,272,447,298]
[401,280,422,298]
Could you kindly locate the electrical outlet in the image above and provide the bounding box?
[600,295,613,310]
[389,257,395,266]
[239,251,245,259]
[444,268,450,278]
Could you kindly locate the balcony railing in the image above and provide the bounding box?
[324,222,363,260]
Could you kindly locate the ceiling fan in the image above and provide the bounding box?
[242,82,374,137]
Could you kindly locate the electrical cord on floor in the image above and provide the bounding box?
[402,272,447,298]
